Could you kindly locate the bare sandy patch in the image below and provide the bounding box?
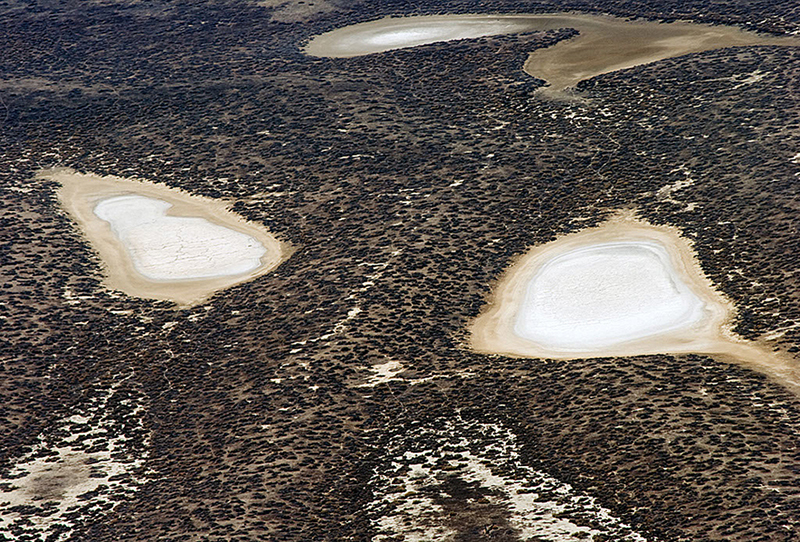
[520,14,798,98]
[303,13,799,98]
[369,418,647,541]
[0,386,148,541]
[45,168,291,307]
[257,0,339,23]
[470,213,800,393]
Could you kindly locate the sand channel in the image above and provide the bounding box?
[304,13,799,98]
[46,168,290,307]
[470,214,800,393]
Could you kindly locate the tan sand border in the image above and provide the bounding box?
[45,168,292,307]
[469,212,800,393]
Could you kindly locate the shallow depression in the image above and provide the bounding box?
[306,17,544,55]
[94,195,267,281]
[48,168,289,306]
[469,215,778,367]
[515,241,706,350]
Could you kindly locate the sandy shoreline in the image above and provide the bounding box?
[469,213,800,393]
[45,168,291,307]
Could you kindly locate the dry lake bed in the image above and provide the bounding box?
[470,214,800,392]
[305,13,799,97]
[47,168,289,306]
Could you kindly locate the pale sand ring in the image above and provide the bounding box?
[45,168,291,307]
[470,213,800,393]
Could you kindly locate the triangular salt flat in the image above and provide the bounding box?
[470,215,763,361]
[46,168,290,307]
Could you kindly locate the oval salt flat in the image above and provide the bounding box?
[49,168,289,307]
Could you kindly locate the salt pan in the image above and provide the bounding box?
[49,168,288,306]
[514,241,705,351]
[94,195,267,281]
[469,217,764,361]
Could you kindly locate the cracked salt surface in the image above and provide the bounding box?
[49,168,288,306]
[470,215,769,360]
[94,195,267,281]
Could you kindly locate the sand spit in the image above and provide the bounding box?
[304,13,798,97]
[521,14,798,99]
[470,214,799,391]
[45,168,290,307]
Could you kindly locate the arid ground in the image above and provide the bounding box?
[2,1,800,541]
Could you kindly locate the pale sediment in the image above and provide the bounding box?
[369,418,647,542]
[46,168,290,306]
[513,240,708,351]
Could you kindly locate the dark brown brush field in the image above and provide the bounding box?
[1,0,799,541]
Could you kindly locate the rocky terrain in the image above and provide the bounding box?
[1,0,799,540]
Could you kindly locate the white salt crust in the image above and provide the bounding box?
[515,241,705,351]
[304,16,548,57]
[94,195,267,281]
[49,168,289,306]
[345,19,527,51]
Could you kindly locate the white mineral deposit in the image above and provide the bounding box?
[46,168,289,306]
[93,195,267,281]
[514,241,706,351]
